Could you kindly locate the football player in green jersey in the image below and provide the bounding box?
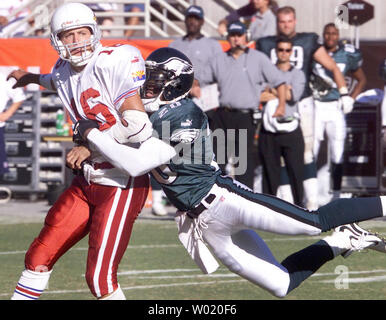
[70,48,386,299]
[310,23,367,201]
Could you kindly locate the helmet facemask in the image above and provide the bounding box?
[51,25,101,67]
[50,3,102,68]
[141,63,177,112]
[141,55,194,112]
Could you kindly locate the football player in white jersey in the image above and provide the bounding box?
[7,2,175,300]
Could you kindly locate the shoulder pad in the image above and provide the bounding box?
[343,43,356,53]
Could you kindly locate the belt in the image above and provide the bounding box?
[219,106,253,114]
[187,193,216,219]
[92,161,114,170]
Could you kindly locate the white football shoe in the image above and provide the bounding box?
[334,223,386,258]
[151,201,168,216]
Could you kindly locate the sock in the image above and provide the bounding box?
[152,190,164,205]
[330,162,343,191]
[318,197,384,231]
[98,284,126,300]
[11,269,52,300]
[323,232,351,257]
[281,240,334,295]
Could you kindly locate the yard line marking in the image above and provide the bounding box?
[0,279,247,297]
[318,275,386,283]
[129,274,239,279]
[312,269,386,277]
[0,244,181,255]
[0,236,324,255]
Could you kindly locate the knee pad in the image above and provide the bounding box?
[25,239,54,271]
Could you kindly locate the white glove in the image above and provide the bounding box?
[340,95,355,114]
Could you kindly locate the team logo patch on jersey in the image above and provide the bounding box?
[131,56,140,63]
[132,70,145,82]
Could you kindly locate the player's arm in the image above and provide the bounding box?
[313,46,355,113]
[0,100,24,122]
[313,46,347,92]
[349,67,367,100]
[108,92,153,144]
[272,83,287,117]
[69,120,176,176]
[7,69,56,91]
[260,54,287,117]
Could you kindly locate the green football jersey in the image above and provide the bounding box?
[311,43,363,102]
[257,32,322,99]
[149,98,221,211]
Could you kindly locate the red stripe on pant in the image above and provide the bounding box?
[24,174,149,298]
[86,175,149,297]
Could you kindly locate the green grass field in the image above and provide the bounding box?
[1,218,386,301]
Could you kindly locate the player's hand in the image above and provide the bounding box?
[340,95,355,114]
[66,145,91,170]
[73,119,99,144]
[6,69,29,88]
[272,104,285,118]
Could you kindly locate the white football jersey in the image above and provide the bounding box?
[51,44,146,187]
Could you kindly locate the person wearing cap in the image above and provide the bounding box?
[169,5,223,114]
[258,36,306,206]
[248,0,277,41]
[206,20,286,190]
[217,0,278,39]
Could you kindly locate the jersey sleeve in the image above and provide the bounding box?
[96,44,146,111]
[258,52,285,88]
[256,36,275,57]
[346,45,363,72]
[289,69,306,103]
[309,33,323,56]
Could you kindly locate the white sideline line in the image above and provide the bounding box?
[0,279,247,297]
[2,268,386,297]
[0,236,323,255]
[318,275,386,283]
[0,244,181,255]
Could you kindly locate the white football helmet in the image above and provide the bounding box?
[50,3,101,67]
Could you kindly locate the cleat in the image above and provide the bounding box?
[334,223,384,258]
[369,232,386,253]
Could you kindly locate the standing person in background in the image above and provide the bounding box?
[0,70,26,176]
[217,0,278,38]
[310,23,366,201]
[257,6,351,210]
[248,0,277,41]
[124,3,145,38]
[207,21,287,190]
[86,2,118,37]
[169,5,223,119]
[259,36,306,206]
[7,2,174,300]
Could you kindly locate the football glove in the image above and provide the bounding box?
[73,119,99,145]
[340,95,355,114]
